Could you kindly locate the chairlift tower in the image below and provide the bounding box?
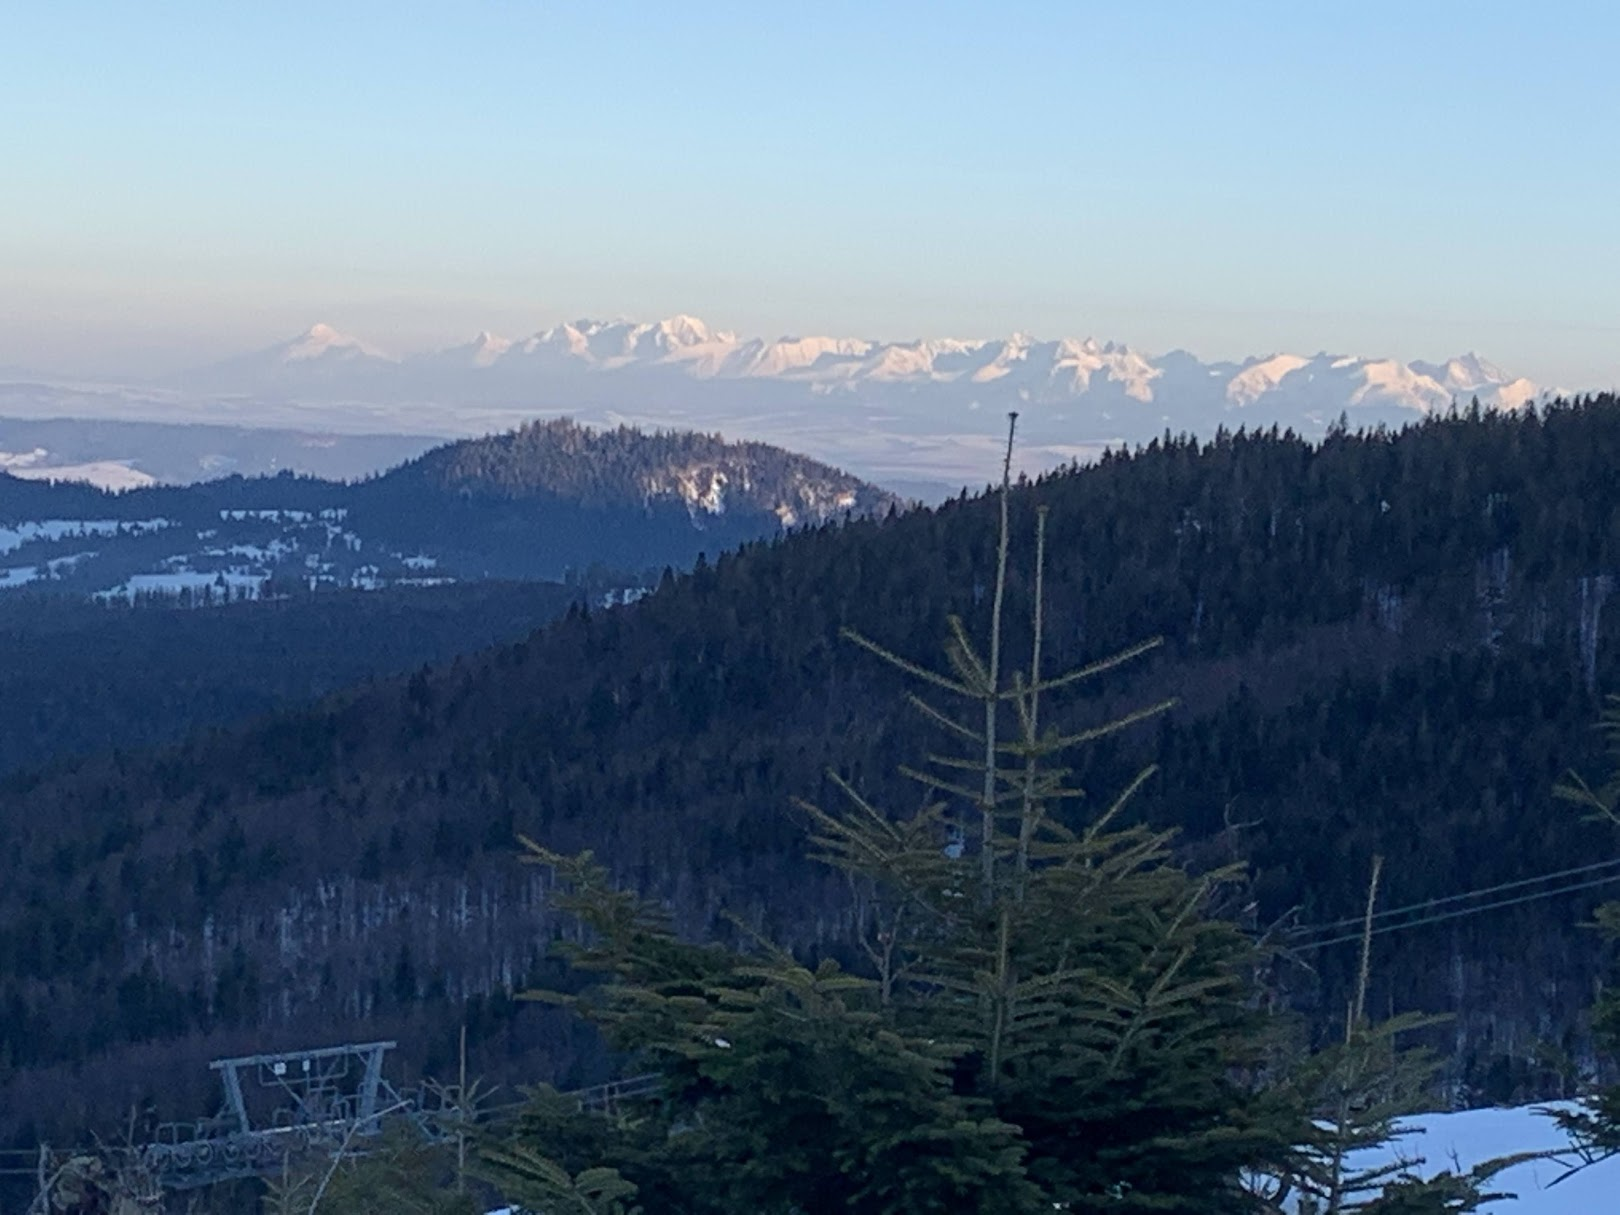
[141,1040,411,1190]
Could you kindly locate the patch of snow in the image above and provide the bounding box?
[599,586,650,608]
[1227,354,1313,406]
[0,518,173,555]
[220,508,316,523]
[46,551,96,572]
[468,331,512,367]
[696,472,726,514]
[1285,1103,1617,1212]
[208,540,297,562]
[2,458,157,490]
[282,323,387,363]
[0,448,49,469]
[96,570,265,601]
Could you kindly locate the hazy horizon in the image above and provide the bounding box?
[3,2,1618,390]
[4,311,1600,390]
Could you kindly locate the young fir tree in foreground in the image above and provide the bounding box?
[483,417,1496,1214]
[1552,694,1620,1161]
[1271,859,1528,1214]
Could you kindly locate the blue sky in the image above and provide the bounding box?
[1,1,1616,385]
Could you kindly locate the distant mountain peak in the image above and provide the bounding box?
[655,314,721,345]
[283,323,385,362]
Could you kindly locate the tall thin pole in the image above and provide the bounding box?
[981,411,1018,897]
[1328,855,1385,1215]
[1354,855,1384,1028]
[456,1021,468,1194]
[1015,505,1049,895]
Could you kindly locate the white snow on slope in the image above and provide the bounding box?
[5,459,157,491]
[1322,1104,1616,1212]
[0,519,173,555]
[1227,354,1313,406]
[279,322,388,364]
[96,570,267,601]
[1,448,158,490]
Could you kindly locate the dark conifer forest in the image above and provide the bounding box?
[6,398,1620,1156]
[0,583,583,778]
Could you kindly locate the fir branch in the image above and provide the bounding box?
[838,626,974,696]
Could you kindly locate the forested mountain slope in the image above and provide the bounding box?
[0,582,582,778]
[0,418,892,781]
[0,418,897,598]
[7,399,1620,1143]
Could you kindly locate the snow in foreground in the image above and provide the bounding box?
[1318,1103,1616,1212]
[484,1105,1618,1214]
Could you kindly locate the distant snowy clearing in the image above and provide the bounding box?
[0,518,173,554]
[2,458,157,491]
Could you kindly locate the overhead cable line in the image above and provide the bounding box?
[1289,856,1620,937]
[1284,870,1620,953]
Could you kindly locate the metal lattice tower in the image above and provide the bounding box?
[141,1040,413,1190]
[4,1038,662,1201]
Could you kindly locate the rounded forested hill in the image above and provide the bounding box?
[0,419,904,591]
[8,397,1620,1140]
[371,418,902,522]
[344,418,904,579]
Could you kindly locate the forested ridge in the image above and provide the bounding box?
[6,398,1620,1146]
[0,417,898,593]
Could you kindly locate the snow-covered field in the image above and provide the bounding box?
[0,518,172,555]
[0,511,458,602]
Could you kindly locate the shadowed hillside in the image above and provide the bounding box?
[6,398,1620,1143]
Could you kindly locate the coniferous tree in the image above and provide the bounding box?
[494,416,1306,1212]
[801,418,1300,1210]
[494,845,1046,1215]
[261,1122,480,1215]
[1551,695,1620,1159]
[1264,859,1524,1214]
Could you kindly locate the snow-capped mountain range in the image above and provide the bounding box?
[181,315,1541,417]
[1,317,1557,496]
